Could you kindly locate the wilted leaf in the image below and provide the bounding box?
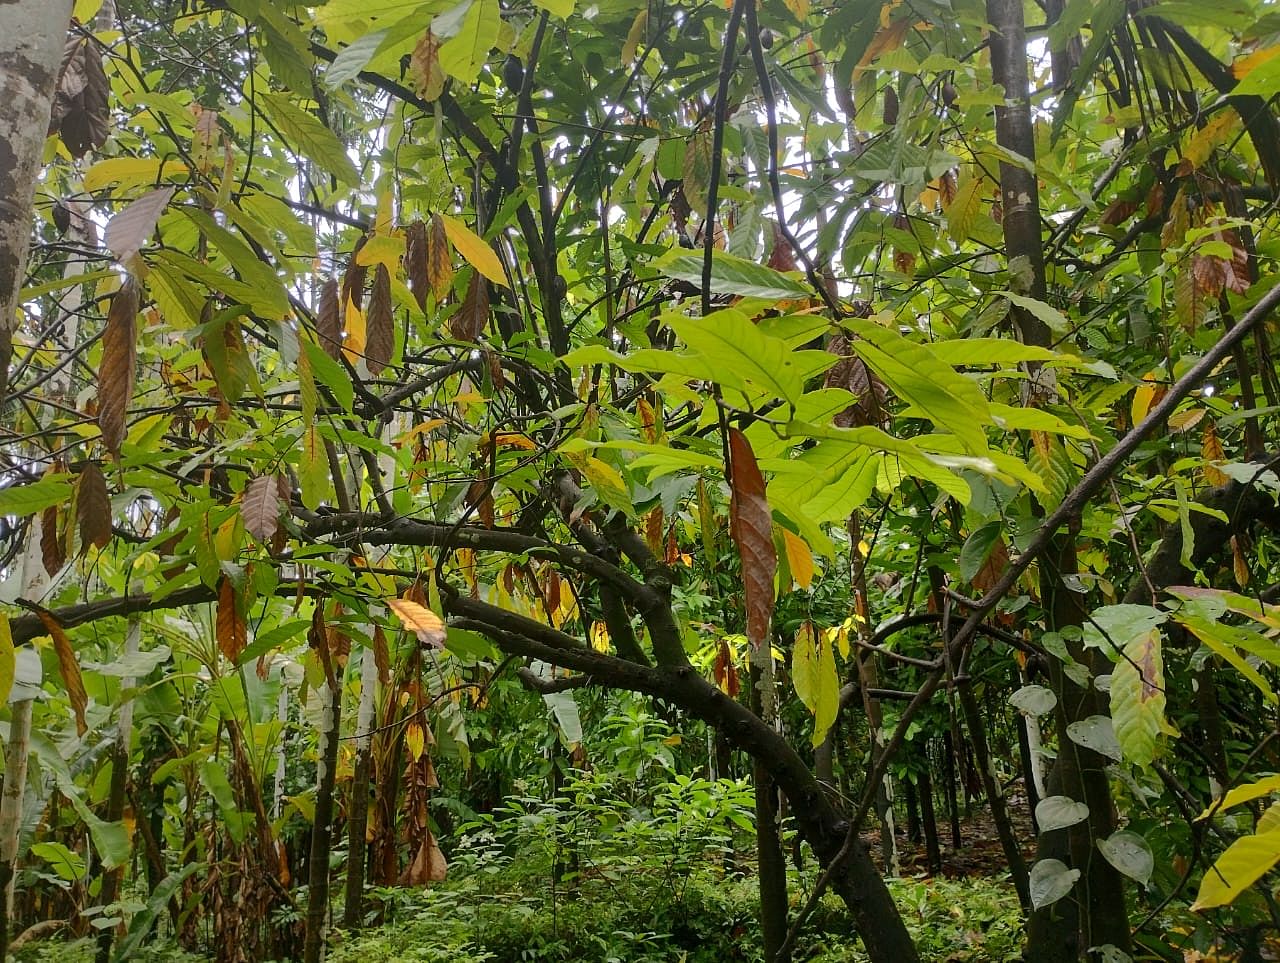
[97,282,139,456]
[316,277,342,359]
[40,612,87,735]
[388,598,447,649]
[1203,422,1230,487]
[241,475,281,544]
[0,614,14,706]
[450,270,489,342]
[76,461,111,551]
[365,264,394,374]
[49,35,109,159]
[728,429,776,649]
[41,504,65,576]
[216,575,247,662]
[410,30,446,101]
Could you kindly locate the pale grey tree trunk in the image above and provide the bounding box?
[0,0,74,402]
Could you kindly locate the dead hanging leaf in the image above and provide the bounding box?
[972,535,1010,595]
[938,169,958,207]
[39,611,87,735]
[645,506,664,555]
[343,236,370,313]
[387,598,447,650]
[450,270,489,342]
[404,220,430,312]
[824,334,887,428]
[1192,252,1227,298]
[365,264,394,375]
[241,474,281,544]
[48,35,109,159]
[76,461,112,550]
[97,282,139,456]
[713,639,740,697]
[425,214,453,300]
[400,830,448,885]
[665,525,679,565]
[309,604,337,689]
[766,221,798,273]
[1232,534,1251,587]
[316,277,342,359]
[409,30,445,101]
[216,575,247,663]
[728,429,776,649]
[1203,422,1230,487]
[41,504,65,576]
[104,187,175,267]
[372,624,391,685]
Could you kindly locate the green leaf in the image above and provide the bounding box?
[200,760,245,844]
[1035,796,1090,833]
[532,0,573,18]
[1098,830,1153,885]
[303,339,354,413]
[1000,292,1071,336]
[1029,858,1080,910]
[0,615,13,706]
[1193,828,1280,910]
[438,0,500,84]
[1178,613,1278,703]
[58,779,130,870]
[259,93,358,185]
[959,521,1003,584]
[842,318,992,454]
[1109,630,1165,768]
[1066,715,1123,762]
[325,30,388,87]
[30,841,86,882]
[0,477,72,517]
[655,250,811,301]
[112,864,202,963]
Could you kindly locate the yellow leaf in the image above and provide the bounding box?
[855,17,911,76]
[621,9,647,64]
[343,299,366,365]
[1167,408,1206,434]
[1232,44,1280,80]
[1203,422,1230,487]
[492,431,537,450]
[438,214,507,287]
[1182,111,1239,172]
[0,613,14,706]
[783,528,815,589]
[783,0,809,19]
[83,157,189,193]
[590,621,610,652]
[406,721,425,762]
[374,190,394,235]
[397,419,447,444]
[387,597,447,649]
[1130,377,1158,426]
[1193,828,1280,910]
[355,234,404,273]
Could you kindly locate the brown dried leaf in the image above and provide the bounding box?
[40,611,87,735]
[317,277,342,359]
[713,639,740,697]
[241,475,281,544]
[41,504,65,576]
[309,604,336,689]
[1191,252,1226,298]
[1232,534,1251,587]
[728,429,776,649]
[409,31,445,102]
[824,335,887,428]
[76,461,112,551]
[49,36,109,159]
[373,624,391,685]
[97,282,139,456]
[399,831,447,885]
[216,575,247,663]
[365,264,394,375]
[766,222,798,273]
[450,270,489,342]
[404,220,430,312]
[343,237,370,313]
[426,214,453,300]
[1100,198,1139,226]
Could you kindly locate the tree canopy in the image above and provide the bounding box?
[4,0,1280,960]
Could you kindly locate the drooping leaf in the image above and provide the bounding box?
[365,263,394,374]
[97,282,139,456]
[450,269,490,342]
[216,575,247,663]
[0,614,14,706]
[316,277,343,360]
[439,214,506,286]
[438,0,500,84]
[40,612,87,735]
[0,477,73,518]
[1193,829,1280,910]
[728,429,776,649]
[241,475,282,544]
[75,462,112,551]
[791,621,838,746]
[48,35,109,159]
[1066,715,1123,762]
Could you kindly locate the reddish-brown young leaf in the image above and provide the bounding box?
[97,282,139,456]
[343,235,369,313]
[317,277,342,359]
[373,624,391,685]
[39,611,88,735]
[824,334,888,428]
[713,639,740,697]
[41,504,65,576]
[404,220,430,312]
[76,461,112,551]
[426,214,454,300]
[728,428,776,649]
[1099,198,1139,226]
[766,221,798,273]
[450,270,489,342]
[308,602,337,687]
[241,474,281,544]
[216,575,247,663]
[366,264,394,375]
[938,169,958,207]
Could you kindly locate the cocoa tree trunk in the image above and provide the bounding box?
[303,678,343,963]
[0,0,73,401]
[342,644,378,929]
